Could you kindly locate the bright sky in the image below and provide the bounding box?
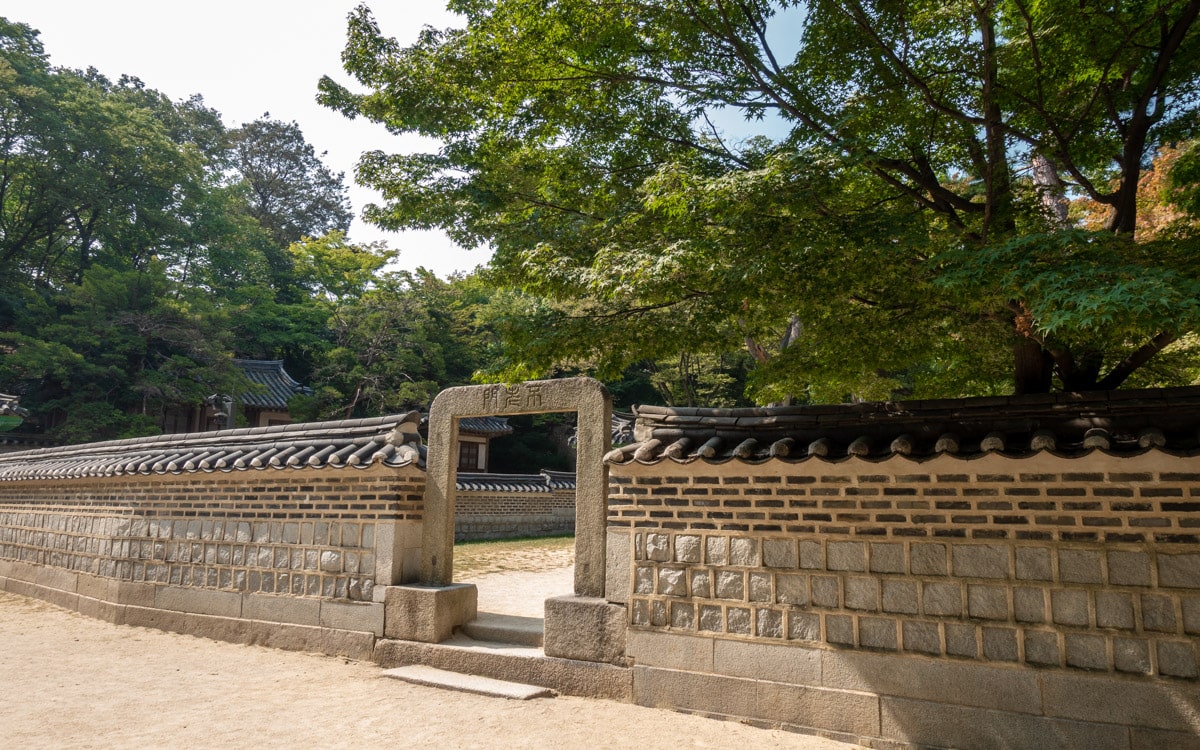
[6,1,485,278]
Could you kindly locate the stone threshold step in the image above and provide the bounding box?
[460,612,544,647]
[382,664,554,700]
[374,636,633,701]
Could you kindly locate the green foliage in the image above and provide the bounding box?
[324,0,1200,400]
[1168,140,1200,219]
[17,264,245,440]
[300,269,496,419]
[288,231,397,303]
[623,352,755,408]
[227,117,353,251]
[487,414,574,473]
[0,20,374,443]
[0,26,213,289]
[938,230,1200,343]
[49,402,149,444]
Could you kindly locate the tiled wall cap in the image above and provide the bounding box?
[609,388,1200,464]
[0,413,423,481]
[1083,428,1112,451]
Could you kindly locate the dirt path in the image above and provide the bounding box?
[0,592,859,749]
[457,536,577,618]
[454,535,576,578]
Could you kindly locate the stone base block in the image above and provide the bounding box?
[544,595,627,665]
[382,583,477,643]
[632,665,882,739]
[120,604,376,660]
[0,571,380,661]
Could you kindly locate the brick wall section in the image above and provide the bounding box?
[610,452,1200,680]
[0,466,424,602]
[610,461,1200,544]
[455,488,575,541]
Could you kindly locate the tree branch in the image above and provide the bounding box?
[1097,331,1179,390]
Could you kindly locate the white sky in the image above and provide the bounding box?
[4,1,486,278]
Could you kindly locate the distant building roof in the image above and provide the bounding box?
[456,470,575,493]
[233,359,313,409]
[459,416,514,437]
[0,393,28,418]
[0,392,28,433]
[419,415,514,438]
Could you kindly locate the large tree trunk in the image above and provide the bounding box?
[1013,337,1052,394]
[1032,154,1069,225]
[1010,301,1053,394]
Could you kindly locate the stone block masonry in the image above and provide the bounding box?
[0,462,427,659]
[610,450,1200,747]
[0,406,596,665]
[0,468,424,603]
[629,529,1200,677]
[6,388,1200,748]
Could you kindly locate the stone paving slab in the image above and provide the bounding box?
[382,664,555,700]
[462,611,544,647]
[374,634,634,701]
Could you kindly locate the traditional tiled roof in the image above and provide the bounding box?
[606,387,1200,465]
[233,359,313,409]
[457,416,514,437]
[612,412,635,446]
[0,392,29,435]
[456,470,577,493]
[542,469,576,490]
[0,393,28,418]
[0,413,424,481]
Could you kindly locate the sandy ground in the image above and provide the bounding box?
[0,593,862,749]
[459,536,576,618]
[471,565,575,618]
[0,538,861,749]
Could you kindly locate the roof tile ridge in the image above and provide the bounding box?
[232,357,284,366]
[0,415,413,466]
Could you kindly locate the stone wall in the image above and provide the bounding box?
[608,452,1200,748]
[455,487,575,541]
[0,464,427,659]
[5,383,1199,746]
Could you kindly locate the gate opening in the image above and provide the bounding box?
[422,378,612,599]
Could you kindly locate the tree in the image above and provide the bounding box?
[288,231,396,303]
[322,1,1200,400]
[0,21,213,291]
[0,20,360,442]
[240,232,398,391]
[228,118,352,250]
[299,269,492,419]
[225,118,354,300]
[0,263,244,441]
